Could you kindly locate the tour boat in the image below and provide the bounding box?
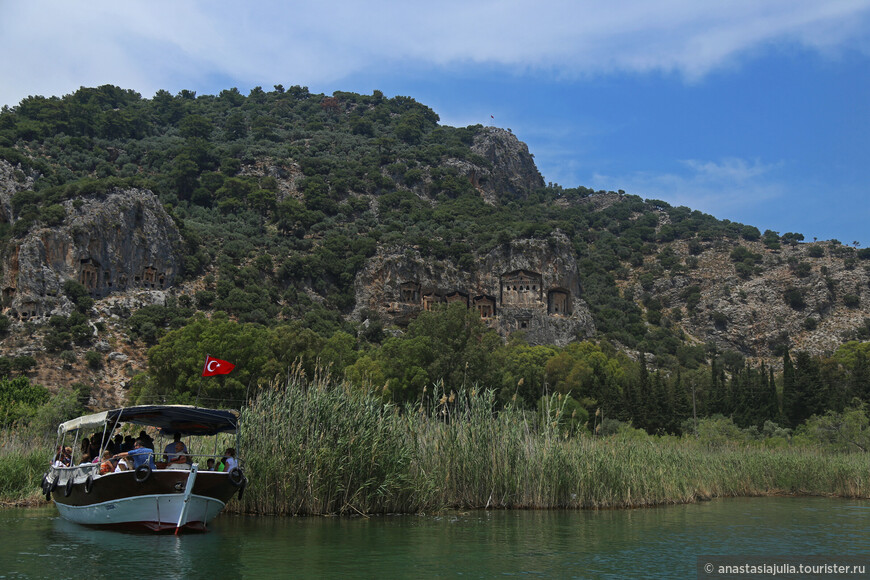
[41,405,247,532]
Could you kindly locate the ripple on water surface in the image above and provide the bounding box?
[1,498,869,579]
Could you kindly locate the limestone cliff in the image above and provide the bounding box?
[352,232,595,346]
[620,233,870,362]
[1,186,183,321]
[443,127,545,205]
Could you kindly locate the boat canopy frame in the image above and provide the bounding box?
[58,405,239,437]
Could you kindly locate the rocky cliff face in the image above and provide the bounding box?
[1,187,183,321]
[470,127,545,204]
[442,127,545,205]
[622,234,870,362]
[472,127,544,201]
[352,232,595,346]
[0,160,38,224]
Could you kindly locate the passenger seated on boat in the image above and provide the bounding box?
[138,430,154,450]
[108,434,123,454]
[122,435,135,452]
[112,438,157,470]
[100,451,115,475]
[222,448,238,473]
[79,453,92,465]
[88,433,101,460]
[205,458,215,471]
[166,442,191,470]
[163,433,189,464]
[115,457,130,472]
[53,446,72,467]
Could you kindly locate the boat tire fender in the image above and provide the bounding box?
[134,464,152,483]
[41,473,50,495]
[64,478,74,497]
[228,467,244,487]
[237,476,247,500]
[50,478,58,493]
[84,474,94,494]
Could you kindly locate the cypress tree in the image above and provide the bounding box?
[852,348,869,403]
[732,365,754,427]
[795,351,824,419]
[671,367,692,434]
[757,362,775,422]
[635,353,650,429]
[782,350,795,425]
[783,350,823,426]
[649,370,669,433]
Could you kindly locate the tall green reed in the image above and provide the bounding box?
[239,366,423,515]
[211,371,870,515]
[0,430,53,503]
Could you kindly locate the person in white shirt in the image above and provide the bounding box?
[223,448,238,472]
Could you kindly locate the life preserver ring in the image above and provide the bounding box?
[84,474,94,494]
[134,464,152,483]
[42,473,53,500]
[64,478,74,497]
[228,467,244,487]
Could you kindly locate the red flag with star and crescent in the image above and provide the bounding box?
[202,355,235,377]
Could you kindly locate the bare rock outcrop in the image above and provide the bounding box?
[471,128,544,202]
[353,231,594,346]
[624,237,870,362]
[440,127,544,205]
[1,188,183,322]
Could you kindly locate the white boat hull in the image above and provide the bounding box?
[55,493,227,531]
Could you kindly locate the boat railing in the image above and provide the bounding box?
[157,452,242,471]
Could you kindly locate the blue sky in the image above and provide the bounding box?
[2,1,869,244]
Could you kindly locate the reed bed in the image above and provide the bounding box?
[0,433,52,505]
[237,373,870,516]
[239,368,425,515]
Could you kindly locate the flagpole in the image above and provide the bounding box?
[195,354,210,407]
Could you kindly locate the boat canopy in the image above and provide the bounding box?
[58,405,239,436]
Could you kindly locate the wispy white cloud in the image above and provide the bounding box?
[590,157,786,217]
[2,0,870,106]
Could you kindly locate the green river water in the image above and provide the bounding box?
[1,497,869,578]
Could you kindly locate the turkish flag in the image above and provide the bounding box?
[202,355,235,377]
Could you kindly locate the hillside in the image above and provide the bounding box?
[0,85,868,426]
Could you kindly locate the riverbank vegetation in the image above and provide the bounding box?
[4,345,870,510]
[236,371,870,515]
[125,305,870,439]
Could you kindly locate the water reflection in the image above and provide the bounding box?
[2,498,869,579]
